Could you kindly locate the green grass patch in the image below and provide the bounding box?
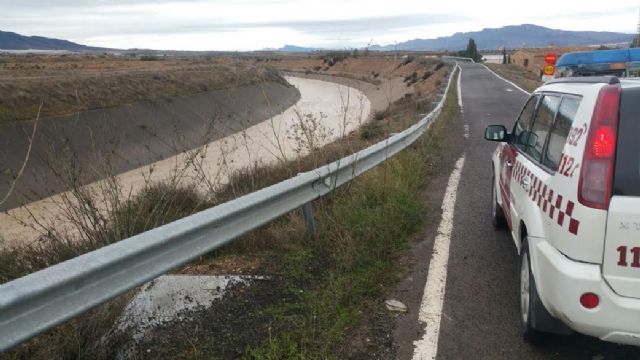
[245,157,424,357]
[243,73,458,359]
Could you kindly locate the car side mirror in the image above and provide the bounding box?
[484,125,510,142]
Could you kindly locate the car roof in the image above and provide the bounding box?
[538,76,640,94]
[545,76,619,85]
[620,78,640,89]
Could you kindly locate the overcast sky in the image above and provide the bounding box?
[1,0,638,51]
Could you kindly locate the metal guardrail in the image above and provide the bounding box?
[0,64,461,352]
[442,56,475,63]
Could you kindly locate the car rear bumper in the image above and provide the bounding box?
[529,237,640,346]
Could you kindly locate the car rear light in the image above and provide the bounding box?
[578,83,621,209]
[591,127,616,158]
[580,292,599,309]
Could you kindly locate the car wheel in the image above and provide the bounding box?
[491,171,506,228]
[520,241,536,338]
[520,238,573,339]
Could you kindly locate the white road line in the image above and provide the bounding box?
[412,155,466,360]
[463,125,470,139]
[481,64,531,95]
[456,67,463,111]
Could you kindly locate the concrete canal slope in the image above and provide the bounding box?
[0,76,370,249]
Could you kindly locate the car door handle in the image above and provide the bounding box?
[521,176,531,190]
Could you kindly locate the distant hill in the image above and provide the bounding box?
[370,24,635,51]
[0,30,106,51]
[266,44,323,52]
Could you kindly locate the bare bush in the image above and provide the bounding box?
[287,109,333,154]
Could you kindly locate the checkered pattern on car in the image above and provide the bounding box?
[512,160,580,235]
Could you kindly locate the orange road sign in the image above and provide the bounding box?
[543,65,556,76]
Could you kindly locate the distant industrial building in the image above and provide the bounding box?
[481,54,503,64]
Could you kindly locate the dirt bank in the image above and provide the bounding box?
[0,55,285,122]
[271,56,448,110]
[0,81,300,210]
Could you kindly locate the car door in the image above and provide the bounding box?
[540,95,582,248]
[511,94,561,242]
[500,94,539,232]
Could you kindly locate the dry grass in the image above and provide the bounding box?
[0,183,210,283]
[485,63,543,92]
[270,55,446,91]
[0,54,287,123]
[278,56,450,116]
[0,61,451,359]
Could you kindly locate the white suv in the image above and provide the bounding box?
[485,76,640,346]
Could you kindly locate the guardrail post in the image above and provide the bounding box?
[301,202,317,237]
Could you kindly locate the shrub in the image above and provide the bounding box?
[320,51,349,66]
[139,55,163,61]
[373,109,388,120]
[402,55,415,66]
[359,122,384,140]
[0,183,210,284]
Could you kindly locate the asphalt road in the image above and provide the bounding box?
[394,62,640,359]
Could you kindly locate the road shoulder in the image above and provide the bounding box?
[392,73,466,359]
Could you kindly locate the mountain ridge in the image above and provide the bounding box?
[369,24,634,51]
[0,30,107,51]
[2,24,635,53]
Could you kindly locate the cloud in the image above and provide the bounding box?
[0,0,178,8]
[0,0,637,50]
[151,14,465,37]
[1,1,466,49]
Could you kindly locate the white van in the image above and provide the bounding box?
[485,76,640,346]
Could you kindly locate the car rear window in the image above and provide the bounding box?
[613,86,640,196]
[544,96,581,170]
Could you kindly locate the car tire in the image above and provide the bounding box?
[520,240,540,340]
[491,171,506,229]
[520,238,573,339]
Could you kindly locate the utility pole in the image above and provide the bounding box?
[632,7,640,48]
[394,41,398,61]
